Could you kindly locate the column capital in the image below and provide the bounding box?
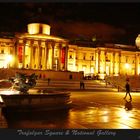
[51,41,55,47]
[30,39,34,45]
[38,40,42,46]
[104,51,107,55]
[119,52,121,57]
[23,39,27,44]
[113,52,115,56]
[98,50,101,54]
[45,40,48,45]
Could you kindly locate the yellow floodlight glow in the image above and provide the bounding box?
[125,63,130,69]
[5,55,13,63]
[100,66,104,73]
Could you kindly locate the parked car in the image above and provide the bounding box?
[84,73,94,80]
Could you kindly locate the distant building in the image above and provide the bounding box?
[0,23,140,79]
[67,41,140,78]
[0,23,69,71]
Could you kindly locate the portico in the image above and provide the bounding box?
[14,23,69,71]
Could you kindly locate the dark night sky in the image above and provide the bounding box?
[0,3,140,45]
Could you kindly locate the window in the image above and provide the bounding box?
[1,50,4,54]
[54,49,58,57]
[82,65,87,72]
[91,56,94,61]
[126,56,128,63]
[90,53,94,61]
[10,49,13,54]
[69,55,73,59]
[83,53,86,60]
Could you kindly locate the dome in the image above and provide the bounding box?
[135,34,140,49]
[27,23,51,35]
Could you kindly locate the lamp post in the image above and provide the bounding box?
[5,55,13,68]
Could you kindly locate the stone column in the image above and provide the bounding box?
[44,41,48,70]
[64,45,69,71]
[38,40,42,69]
[104,51,107,74]
[98,50,101,73]
[13,39,18,68]
[51,42,55,70]
[113,52,115,74]
[95,50,97,74]
[135,54,139,75]
[59,44,62,70]
[29,40,33,69]
[119,52,121,75]
[73,49,76,71]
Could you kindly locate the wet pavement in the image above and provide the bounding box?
[0,80,140,129]
[70,91,140,129]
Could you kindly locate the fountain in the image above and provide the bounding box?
[9,72,37,94]
[0,73,72,112]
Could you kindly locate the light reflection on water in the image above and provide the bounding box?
[0,107,8,128]
[0,105,137,129]
[0,108,71,128]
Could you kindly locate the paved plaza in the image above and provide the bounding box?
[0,80,140,129]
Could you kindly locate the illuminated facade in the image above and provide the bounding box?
[0,23,69,71]
[67,43,140,77]
[0,23,140,77]
[0,38,14,68]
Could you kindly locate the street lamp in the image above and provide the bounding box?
[125,63,130,75]
[5,55,13,68]
[125,63,129,69]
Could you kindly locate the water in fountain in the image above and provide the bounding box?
[8,73,37,94]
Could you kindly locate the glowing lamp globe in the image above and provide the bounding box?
[135,34,140,49]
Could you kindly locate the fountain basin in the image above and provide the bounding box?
[0,91,72,112]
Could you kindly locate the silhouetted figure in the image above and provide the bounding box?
[39,74,42,79]
[48,78,50,85]
[69,74,72,80]
[124,81,132,100]
[80,80,85,89]
[124,99,132,111]
[43,74,45,79]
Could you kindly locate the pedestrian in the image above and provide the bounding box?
[80,80,85,89]
[48,78,50,85]
[124,81,132,100]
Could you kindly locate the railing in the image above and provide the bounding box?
[105,75,140,92]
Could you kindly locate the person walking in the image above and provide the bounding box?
[80,80,85,89]
[48,78,50,86]
[124,81,132,100]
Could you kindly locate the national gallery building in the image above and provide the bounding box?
[0,22,140,78]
